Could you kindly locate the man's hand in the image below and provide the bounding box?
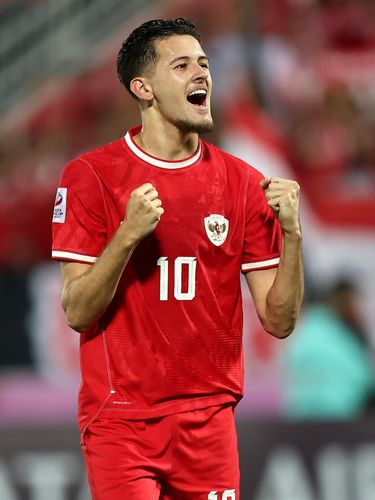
[122,183,164,243]
[260,177,300,234]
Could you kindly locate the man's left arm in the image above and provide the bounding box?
[246,177,304,339]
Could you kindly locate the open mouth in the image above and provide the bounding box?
[186,89,207,109]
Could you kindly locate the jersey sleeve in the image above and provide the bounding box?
[52,158,106,263]
[241,170,282,273]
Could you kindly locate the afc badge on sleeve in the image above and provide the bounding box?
[204,214,229,246]
[52,187,67,223]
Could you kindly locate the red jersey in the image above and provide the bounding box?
[52,126,281,434]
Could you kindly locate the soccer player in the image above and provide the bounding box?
[52,18,303,500]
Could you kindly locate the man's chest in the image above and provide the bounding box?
[99,163,245,248]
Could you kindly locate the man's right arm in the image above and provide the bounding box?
[61,183,163,332]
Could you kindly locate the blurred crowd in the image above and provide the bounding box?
[284,278,375,419]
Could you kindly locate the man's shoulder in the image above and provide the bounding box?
[202,140,264,180]
[73,137,127,167]
[59,138,129,185]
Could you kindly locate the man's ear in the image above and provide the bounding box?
[130,77,153,102]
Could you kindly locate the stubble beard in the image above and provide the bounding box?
[173,114,214,134]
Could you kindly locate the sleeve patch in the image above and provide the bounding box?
[52,187,67,223]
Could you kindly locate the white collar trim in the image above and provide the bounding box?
[124,131,201,169]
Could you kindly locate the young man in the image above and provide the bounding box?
[52,18,303,500]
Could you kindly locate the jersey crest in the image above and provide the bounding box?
[204,214,229,246]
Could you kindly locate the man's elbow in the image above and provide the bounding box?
[66,315,87,333]
[63,306,90,333]
[262,316,298,339]
[266,324,295,339]
[67,320,86,333]
[62,293,90,333]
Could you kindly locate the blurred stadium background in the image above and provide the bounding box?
[0,0,375,498]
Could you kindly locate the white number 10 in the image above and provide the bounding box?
[157,256,196,301]
[208,490,236,500]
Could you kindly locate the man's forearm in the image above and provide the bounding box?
[265,228,304,338]
[62,224,138,332]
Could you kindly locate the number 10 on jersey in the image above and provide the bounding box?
[157,257,197,301]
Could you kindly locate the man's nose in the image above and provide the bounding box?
[192,63,208,81]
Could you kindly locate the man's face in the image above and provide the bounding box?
[147,35,213,133]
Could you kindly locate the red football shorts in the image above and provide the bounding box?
[82,404,239,499]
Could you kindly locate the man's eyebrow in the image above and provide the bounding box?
[169,55,210,65]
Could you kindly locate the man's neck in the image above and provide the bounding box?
[132,120,199,161]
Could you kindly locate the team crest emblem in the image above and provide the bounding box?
[204,214,229,246]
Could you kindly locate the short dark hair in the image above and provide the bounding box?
[117,18,201,98]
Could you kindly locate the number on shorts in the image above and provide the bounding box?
[208,490,236,500]
[208,493,218,500]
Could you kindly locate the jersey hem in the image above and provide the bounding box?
[81,394,240,428]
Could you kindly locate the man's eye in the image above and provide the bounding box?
[175,64,187,69]
[200,63,209,69]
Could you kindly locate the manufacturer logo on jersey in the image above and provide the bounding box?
[204,214,229,246]
[52,187,67,223]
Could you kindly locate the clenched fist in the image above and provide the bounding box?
[260,177,301,234]
[122,183,164,242]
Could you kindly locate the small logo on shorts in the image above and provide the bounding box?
[204,214,229,247]
[53,187,67,223]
